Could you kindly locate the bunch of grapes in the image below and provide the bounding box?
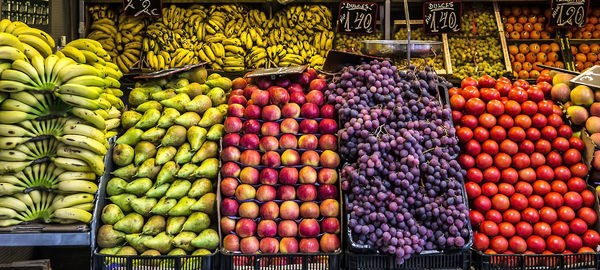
[325,60,469,264]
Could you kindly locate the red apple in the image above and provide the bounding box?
[281,118,299,134]
[320,104,335,119]
[240,236,259,254]
[279,134,298,149]
[278,220,298,237]
[240,134,259,149]
[281,149,300,166]
[298,134,319,149]
[301,103,320,118]
[261,105,281,121]
[239,201,259,218]
[221,146,241,162]
[280,201,300,219]
[256,185,277,202]
[261,122,280,136]
[318,168,338,184]
[309,79,326,91]
[301,150,320,166]
[260,168,278,185]
[229,95,247,106]
[290,92,306,104]
[306,90,324,105]
[235,218,257,238]
[299,238,320,253]
[279,167,299,185]
[298,184,318,201]
[251,89,269,106]
[240,150,261,166]
[277,185,296,200]
[299,219,320,237]
[299,166,317,184]
[224,117,243,133]
[227,104,245,117]
[220,177,239,197]
[320,150,341,168]
[223,133,240,147]
[259,237,279,253]
[223,234,240,252]
[319,134,337,150]
[244,104,261,119]
[320,199,340,217]
[270,87,290,106]
[259,136,279,151]
[239,167,259,184]
[221,162,241,178]
[261,151,281,167]
[260,201,279,220]
[320,233,340,252]
[288,83,303,94]
[235,184,256,201]
[280,237,299,253]
[221,198,239,216]
[221,217,237,234]
[243,84,258,99]
[257,220,278,238]
[282,103,301,118]
[321,217,340,233]
[300,202,320,218]
[299,119,318,134]
[319,119,338,134]
[243,119,261,134]
[318,184,338,200]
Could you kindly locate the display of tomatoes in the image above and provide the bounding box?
[452,76,599,255]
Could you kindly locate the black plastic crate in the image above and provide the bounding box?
[473,250,600,270]
[220,250,341,270]
[346,249,471,270]
[93,252,216,270]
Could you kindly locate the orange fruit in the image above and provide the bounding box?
[519,70,530,79]
[531,7,541,15]
[514,23,524,32]
[537,52,548,62]
[528,16,538,24]
[530,70,540,79]
[540,44,551,53]
[541,69,551,76]
[555,61,565,68]
[550,43,560,52]
[544,9,552,19]
[585,24,595,32]
[585,62,594,69]
[529,43,540,53]
[587,52,598,62]
[594,9,600,17]
[547,52,559,61]
[533,62,544,71]
[590,44,600,54]
[575,61,585,71]
[541,31,551,39]
[505,23,514,32]
[544,61,555,67]
[510,31,521,39]
[596,24,600,31]
[505,32,511,39]
[592,31,600,39]
[578,44,590,53]
[507,16,517,24]
[521,31,530,39]
[525,52,537,63]
[524,23,534,32]
[515,53,526,63]
[574,31,583,39]
[533,23,544,31]
[522,7,531,16]
[575,53,587,62]
[512,7,522,16]
[518,16,528,24]
[538,17,546,23]
[502,7,512,17]
[513,62,523,71]
[510,54,515,62]
[566,31,574,38]
[571,46,578,54]
[508,45,519,55]
[589,17,598,24]
[582,31,593,39]
[523,62,533,71]
[519,44,530,54]
[530,31,541,39]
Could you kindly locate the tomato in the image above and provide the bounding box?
[495,82,512,97]
[546,151,563,168]
[467,168,483,183]
[474,233,490,250]
[500,140,519,155]
[570,218,588,235]
[459,154,475,169]
[538,100,555,116]
[508,127,526,142]
[536,165,555,181]
[557,125,573,138]
[498,183,515,196]
[565,233,583,252]
[450,95,466,110]
[486,209,503,224]
[482,140,499,155]
[492,194,510,211]
[577,207,597,226]
[534,222,552,238]
[553,105,562,115]
[515,115,532,129]
[462,86,481,99]
[479,75,496,88]
[521,101,538,116]
[519,140,535,154]
[530,152,546,168]
[554,166,572,182]
[498,222,516,238]
[558,205,576,222]
[541,126,558,140]
[518,168,537,183]
[484,167,501,183]
[547,235,566,253]
[569,137,584,152]
[509,236,527,253]
[473,127,490,142]
[449,87,460,96]
[486,100,505,116]
[504,100,522,117]
[464,140,482,156]
[583,230,600,248]
[493,153,511,169]
[533,180,552,195]
[498,115,515,129]
[527,88,545,102]
[473,195,492,212]
[503,209,522,224]
[465,182,482,199]
[476,153,494,169]
[540,207,558,224]
[568,177,587,192]
[570,163,588,178]
[527,235,546,253]
[581,190,595,207]
[563,149,582,165]
[552,221,570,237]
[547,114,564,127]
[490,126,507,142]
[460,115,478,129]
[544,192,564,208]
[481,88,501,102]
[552,137,570,152]
[551,180,569,194]
[522,207,540,223]
[526,128,541,141]
[531,113,548,129]
[470,210,485,227]
[513,153,531,169]
[481,182,499,197]
[578,247,595,253]
[480,220,499,236]
[461,77,479,88]
[501,168,519,184]
[535,139,552,154]
[516,222,533,238]
[529,195,545,209]
[510,193,529,210]
[466,98,486,115]
[453,111,463,123]
[508,87,528,103]
[479,113,497,129]
[491,236,509,253]
[514,80,530,90]
[456,127,473,142]
[537,80,553,93]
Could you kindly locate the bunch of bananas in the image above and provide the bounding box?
[0,19,124,226]
[96,68,226,261]
[87,5,117,58]
[335,31,383,53]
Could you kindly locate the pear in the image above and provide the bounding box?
[184,82,204,98]
[128,88,149,107]
[143,232,173,254]
[182,212,210,233]
[197,107,223,128]
[187,178,212,198]
[206,124,224,141]
[106,177,127,196]
[109,193,136,212]
[191,229,219,250]
[150,197,177,215]
[156,161,179,185]
[136,100,163,113]
[101,204,124,225]
[185,95,212,115]
[194,158,219,179]
[114,213,144,234]
[135,158,161,179]
[142,215,166,236]
[111,164,138,180]
[155,146,177,165]
[200,84,211,95]
[216,104,228,116]
[168,196,196,216]
[140,249,160,256]
[175,78,189,89]
[166,216,187,235]
[206,73,221,81]
[207,87,226,106]
[116,246,138,256]
[571,85,594,106]
[98,247,121,255]
[206,76,231,90]
[187,126,207,151]
[135,109,161,130]
[121,111,143,130]
[165,180,192,199]
[188,67,207,84]
[168,248,187,255]
[172,231,197,252]
[191,141,218,163]
[151,89,176,101]
[182,249,211,268]
[97,225,125,248]
[134,141,157,166]
[141,127,166,144]
[112,144,135,166]
[174,143,195,164]
[176,163,198,179]
[160,93,190,113]
[125,178,153,196]
[146,183,170,198]
[175,112,201,128]
[130,196,157,216]
[157,107,181,128]
[139,84,163,93]
[115,128,143,146]
[125,233,152,253]
[161,125,187,147]
[190,193,216,215]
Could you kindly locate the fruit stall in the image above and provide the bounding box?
[2,0,600,270]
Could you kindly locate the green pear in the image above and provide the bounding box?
[98,246,121,255]
[187,178,212,198]
[194,158,219,179]
[101,204,124,225]
[182,212,210,233]
[130,196,157,216]
[115,127,143,146]
[142,215,166,236]
[216,104,228,116]
[206,73,221,81]
[135,158,161,179]
[106,177,127,196]
[206,124,224,141]
[197,107,223,128]
[190,229,219,250]
[111,164,138,180]
[182,82,204,98]
[128,88,149,107]
[185,95,212,115]
[185,67,207,84]
[134,141,157,166]
[113,213,144,234]
[168,248,187,255]
[155,146,177,165]
[125,178,153,196]
[190,193,216,215]
[141,127,166,144]
[151,89,176,101]
[109,193,136,212]
[168,196,196,216]
[150,197,177,215]
[121,111,143,130]
[165,180,191,199]
[112,144,134,166]
[207,87,226,106]
[206,76,231,90]
[174,143,195,164]
[156,161,179,185]
[166,216,187,235]
[176,163,198,179]
[172,231,197,252]
[160,93,190,112]
[116,246,138,256]
[200,84,210,95]
[136,100,163,113]
[157,108,180,128]
[135,108,161,130]
[97,224,125,248]
[161,125,187,147]
[143,232,173,254]
[145,183,170,198]
[175,112,201,128]
[166,78,189,89]
[125,233,152,253]
[182,249,211,268]
[140,249,160,256]
[191,141,218,163]
[187,126,207,151]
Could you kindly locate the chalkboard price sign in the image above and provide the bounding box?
[337,1,378,35]
[423,0,461,34]
[123,0,162,17]
[571,65,600,89]
[550,0,588,28]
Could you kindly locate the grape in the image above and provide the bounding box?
[327,60,469,264]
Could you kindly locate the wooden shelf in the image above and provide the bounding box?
[506,39,560,44]
[568,39,600,44]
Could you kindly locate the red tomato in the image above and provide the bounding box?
[515,222,533,238]
[570,218,588,235]
[537,80,553,92]
[495,82,512,96]
[528,195,545,209]
[509,236,527,253]
[461,77,479,88]
[547,114,564,127]
[481,88,501,102]
[570,163,588,178]
[538,100,555,116]
[453,111,463,123]
[510,193,529,210]
[509,126,527,142]
[474,233,490,250]
[541,126,558,140]
[479,113,497,129]
[527,235,546,253]
[544,192,564,208]
[536,165,555,181]
[581,190,595,207]
[450,95,466,110]
[515,115,532,129]
[504,100,522,117]
[501,168,519,184]
[553,105,562,115]
[522,207,540,223]
[456,127,473,142]
[484,167,501,183]
[503,209,522,224]
[518,168,537,183]
[552,221,570,237]
[546,151,563,168]
[464,140,482,156]
[498,183,515,196]
[449,87,460,96]
[558,206,576,222]
[486,100,505,116]
[547,235,566,253]
[516,182,534,196]
[481,182,499,197]
[473,127,490,142]
[577,207,597,226]
[534,222,552,238]
[569,137,584,152]
[567,177,587,192]
[540,206,558,224]
[460,115,478,129]
[492,194,510,211]
[514,80,530,90]
[480,220,499,236]
[465,182,482,199]
[459,154,475,169]
[521,101,538,115]
[486,209,503,224]
[494,153,512,169]
[473,195,492,212]
[500,140,519,155]
[476,153,494,169]
[530,152,546,168]
[519,140,535,154]
[554,167,572,182]
[535,139,552,154]
[557,125,573,138]
[563,149,582,165]
[533,180,552,195]
[491,236,509,253]
[552,137,570,152]
[499,222,516,238]
[479,75,496,88]
[508,87,528,103]
[490,126,507,142]
[465,98,486,115]
[565,233,583,252]
[527,88,545,102]
[482,140,499,155]
[551,180,568,194]
[583,230,600,248]
[513,153,531,169]
[526,128,541,141]
[467,168,483,183]
[462,86,481,99]
[470,210,485,227]
[498,115,515,129]
[531,113,548,129]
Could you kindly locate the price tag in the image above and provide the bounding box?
[123,0,162,17]
[245,65,307,78]
[570,65,600,89]
[423,0,461,34]
[550,0,588,28]
[337,1,378,35]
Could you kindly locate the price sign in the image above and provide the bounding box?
[245,65,307,78]
[123,0,162,17]
[423,0,461,34]
[550,0,588,28]
[337,1,378,35]
[571,65,600,89]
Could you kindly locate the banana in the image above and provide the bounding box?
[0,161,31,174]
[17,34,52,57]
[57,134,107,155]
[51,193,94,210]
[56,93,102,110]
[12,28,55,48]
[57,84,103,99]
[60,46,87,64]
[0,196,28,212]
[1,69,39,87]
[56,171,96,182]
[0,19,11,32]
[57,145,104,175]
[0,99,42,116]
[0,124,34,137]
[105,118,120,131]
[53,157,91,172]
[53,207,92,223]
[0,206,21,219]
[69,203,95,212]
[67,39,99,54]
[11,59,42,86]
[70,107,106,130]
[56,64,100,84]
[0,111,36,124]
[64,75,106,87]
[0,33,24,51]
[49,57,76,84]
[56,180,98,194]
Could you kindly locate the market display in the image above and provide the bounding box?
[96,67,226,258]
[508,43,563,79]
[393,27,443,70]
[451,75,600,254]
[566,9,600,39]
[570,43,600,72]
[0,18,123,226]
[501,6,554,40]
[220,69,341,255]
[335,31,382,53]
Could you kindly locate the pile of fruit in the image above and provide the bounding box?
[570,43,600,72]
[334,31,382,53]
[0,17,123,226]
[451,75,600,254]
[449,4,507,79]
[566,9,600,39]
[501,6,554,40]
[96,67,228,259]
[508,43,563,79]
[87,5,146,74]
[393,27,444,70]
[326,61,470,264]
[220,70,341,257]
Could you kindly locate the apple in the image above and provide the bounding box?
[282,103,301,118]
[299,166,317,184]
[306,90,324,105]
[259,136,279,151]
[281,118,299,134]
[221,162,241,178]
[257,220,278,238]
[270,87,290,106]
[281,149,301,166]
[280,201,300,219]
[240,134,259,149]
[299,219,320,237]
[279,167,299,185]
[280,237,299,253]
[301,150,320,166]
[279,134,299,149]
[221,146,241,162]
[261,105,282,121]
[261,151,281,167]
[301,103,320,118]
[320,150,340,168]
[319,134,337,150]
[259,237,280,253]
[244,104,261,119]
[235,184,256,201]
[300,202,320,218]
[288,83,303,94]
[320,199,339,217]
[309,78,326,91]
[221,217,237,233]
[221,198,239,216]
[298,134,319,149]
[299,238,320,253]
[260,201,279,220]
[318,168,338,184]
[278,220,298,237]
[243,119,261,134]
[298,184,318,201]
[240,236,259,254]
[229,95,247,106]
[223,133,240,147]
[321,217,340,233]
[220,177,239,197]
[320,233,340,252]
[318,184,338,200]
[239,201,259,218]
[239,167,259,184]
[318,119,338,134]
[256,185,277,202]
[290,92,306,104]
[277,185,296,200]
[251,89,269,106]
[223,234,240,252]
[320,104,335,119]
[243,84,258,99]
[227,103,245,117]
[232,77,248,89]
[224,117,243,133]
[260,168,278,185]
[261,122,280,136]
[256,77,272,89]
[300,119,319,134]
[235,218,257,238]
[240,150,261,166]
